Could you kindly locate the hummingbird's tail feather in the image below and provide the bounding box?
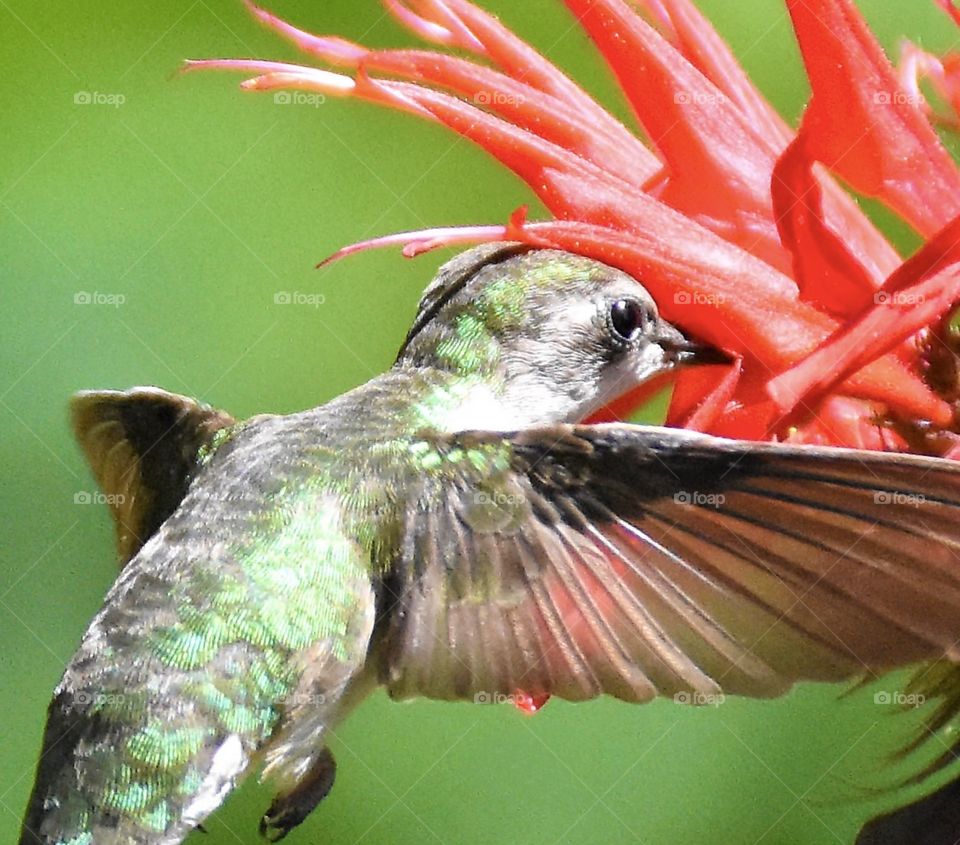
[853,655,960,841]
[71,387,235,564]
[17,681,253,845]
[890,659,960,781]
[19,693,86,845]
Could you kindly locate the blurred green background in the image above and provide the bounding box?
[2,1,958,843]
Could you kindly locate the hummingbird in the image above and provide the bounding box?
[19,244,960,844]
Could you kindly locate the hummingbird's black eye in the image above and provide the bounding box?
[608,299,649,343]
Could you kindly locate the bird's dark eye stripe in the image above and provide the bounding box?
[609,299,649,342]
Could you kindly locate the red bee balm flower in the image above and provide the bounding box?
[189,0,960,830]
[188,0,960,457]
[188,0,960,456]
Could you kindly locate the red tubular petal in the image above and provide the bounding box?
[238,2,662,191]
[772,135,880,318]
[563,0,792,272]
[899,41,960,129]
[364,78,654,224]
[182,60,366,101]
[317,223,511,268]
[631,0,791,145]
[437,0,659,173]
[575,0,895,285]
[708,406,779,440]
[383,0,456,45]
[787,0,960,237]
[693,366,783,439]
[185,58,345,78]
[359,50,657,190]
[201,1,895,288]
[415,0,490,52]
[243,1,368,63]
[383,0,484,51]
[367,79,733,247]
[767,214,960,424]
[816,173,901,284]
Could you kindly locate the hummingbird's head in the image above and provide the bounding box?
[396,244,726,426]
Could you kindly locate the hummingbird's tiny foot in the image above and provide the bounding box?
[258,815,290,843]
[259,747,337,841]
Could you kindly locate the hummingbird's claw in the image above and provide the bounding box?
[259,747,337,841]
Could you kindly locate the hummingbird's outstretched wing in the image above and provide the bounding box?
[71,387,235,564]
[383,424,960,703]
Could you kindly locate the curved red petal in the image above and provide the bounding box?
[243,1,368,63]
[576,0,897,287]
[899,41,960,129]
[772,135,880,318]
[580,0,898,285]
[439,0,650,161]
[937,0,960,27]
[788,0,960,236]
[785,397,907,450]
[383,0,485,51]
[195,1,897,291]
[367,79,652,224]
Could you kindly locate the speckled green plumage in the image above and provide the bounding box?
[83,482,376,836]
[411,248,603,379]
[22,355,535,844]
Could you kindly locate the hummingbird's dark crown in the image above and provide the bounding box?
[395,243,530,363]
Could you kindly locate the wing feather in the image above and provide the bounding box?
[381,425,960,704]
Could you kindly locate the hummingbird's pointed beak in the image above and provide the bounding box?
[666,337,733,366]
[655,324,732,366]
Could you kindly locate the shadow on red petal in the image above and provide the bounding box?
[666,359,741,432]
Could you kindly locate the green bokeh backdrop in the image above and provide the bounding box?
[2,2,958,843]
